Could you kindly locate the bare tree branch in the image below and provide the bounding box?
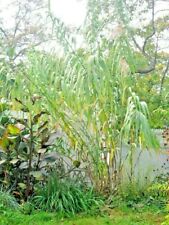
[0,27,9,40]
[142,0,156,55]
[159,59,169,96]
[135,34,159,74]
[13,3,22,39]
[131,36,145,55]
[155,8,169,15]
[0,0,49,64]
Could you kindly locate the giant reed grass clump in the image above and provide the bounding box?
[9,0,159,194]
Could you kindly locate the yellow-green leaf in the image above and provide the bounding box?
[0,137,9,150]
[30,171,43,180]
[18,183,26,189]
[7,124,21,135]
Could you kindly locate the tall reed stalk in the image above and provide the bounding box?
[10,0,159,193]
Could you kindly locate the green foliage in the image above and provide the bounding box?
[19,202,35,215]
[33,172,103,216]
[146,174,168,210]
[0,0,168,208]
[133,73,169,128]
[0,98,60,200]
[0,207,164,225]
[111,173,168,212]
[18,37,159,192]
[162,204,169,225]
[0,189,19,210]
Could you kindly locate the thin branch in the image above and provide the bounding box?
[135,35,159,74]
[129,0,161,74]
[13,3,22,39]
[136,65,156,74]
[0,27,9,40]
[131,36,145,55]
[12,38,52,61]
[159,59,169,96]
[155,9,169,16]
[142,0,156,55]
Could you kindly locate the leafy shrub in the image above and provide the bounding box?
[162,215,169,225]
[0,189,19,210]
[33,172,103,216]
[146,177,168,208]
[112,173,168,212]
[0,99,62,201]
[162,204,169,225]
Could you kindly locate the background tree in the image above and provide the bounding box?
[83,0,169,127]
[0,0,49,67]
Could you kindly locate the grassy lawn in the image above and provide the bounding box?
[0,209,164,225]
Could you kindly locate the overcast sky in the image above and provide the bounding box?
[1,0,168,28]
[0,0,87,27]
[51,0,87,27]
[0,0,168,52]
